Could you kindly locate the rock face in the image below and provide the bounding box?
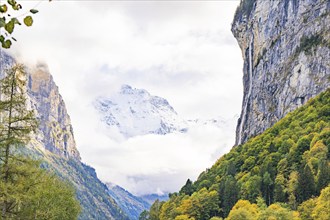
[0,51,129,220]
[28,63,81,159]
[232,0,330,145]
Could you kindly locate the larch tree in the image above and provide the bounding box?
[0,64,80,219]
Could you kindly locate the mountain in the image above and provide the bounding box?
[151,87,330,219]
[106,183,151,220]
[94,85,233,139]
[145,0,330,219]
[0,51,129,220]
[140,194,169,206]
[94,85,188,138]
[233,0,330,145]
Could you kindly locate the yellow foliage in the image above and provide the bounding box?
[175,214,195,220]
[312,185,330,220]
[226,200,259,220]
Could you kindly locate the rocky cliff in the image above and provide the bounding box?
[0,50,129,220]
[28,62,81,159]
[232,0,330,145]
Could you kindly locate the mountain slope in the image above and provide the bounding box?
[0,51,129,220]
[94,85,188,138]
[153,88,330,219]
[94,85,233,140]
[107,183,151,220]
[233,0,330,145]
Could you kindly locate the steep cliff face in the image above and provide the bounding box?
[27,63,80,160]
[232,0,330,145]
[0,51,129,220]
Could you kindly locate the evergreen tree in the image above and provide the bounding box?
[222,175,239,217]
[139,210,150,220]
[274,174,286,203]
[262,172,273,205]
[316,159,330,193]
[297,164,315,203]
[0,64,80,219]
[180,179,194,196]
[149,199,163,220]
[0,64,37,218]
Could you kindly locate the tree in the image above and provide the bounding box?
[226,200,259,220]
[0,64,37,217]
[240,175,262,203]
[180,179,194,196]
[258,203,300,220]
[0,0,45,48]
[311,184,330,220]
[287,171,299,209]
[149,199,163,220]
[139,210,150,220]
[221,175,239,217]
[316,159,330,193]
[274,174,286,203]
[298,198,317,220]
[297,165,315,203]
[262,171,273,205]
[0,64,80,219]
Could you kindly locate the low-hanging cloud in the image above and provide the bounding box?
[8,1,242,196]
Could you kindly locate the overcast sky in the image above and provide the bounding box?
[9,0,243,196]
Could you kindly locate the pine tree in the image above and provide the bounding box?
[222,175,239,217]
[0,64,80,219]
[0,64,37,218]
[297,164,315,203]
[316,159,330,193]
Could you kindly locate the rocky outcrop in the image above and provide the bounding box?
[0,51,129,220]
[27,63,80,160]
[232,0,330,145]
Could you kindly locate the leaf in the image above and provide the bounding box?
[0,4,8,13]
[7,0,16,7]
[23,16,33,27]
[11,17,21,25]
[30,9,38,14]
[0,17,5,28]
[5,20,14,34]
[2,39,11,48]
[0,35,4,43]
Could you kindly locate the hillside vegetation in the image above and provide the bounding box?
[143,89,330,220]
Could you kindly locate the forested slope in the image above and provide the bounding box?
[146,89,330,220]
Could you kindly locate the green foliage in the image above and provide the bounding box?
[180,179,194,196]
[139,210,150,220]
[149,199,163,220]
[298,184,330,220]
[0,0,43,48]
[150,89,330,219]
[0,64,80,219]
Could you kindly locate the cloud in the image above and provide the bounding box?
[8,1,242,195]
[77,115,236,195]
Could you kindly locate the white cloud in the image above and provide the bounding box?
[8,1,242,195]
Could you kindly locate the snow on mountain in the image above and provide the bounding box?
[94,85,188,138]
[94,85,234,139]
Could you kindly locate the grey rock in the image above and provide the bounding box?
[232,0,330,145]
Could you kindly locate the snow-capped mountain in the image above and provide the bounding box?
[94,85,235,139]
[94,85,188,138]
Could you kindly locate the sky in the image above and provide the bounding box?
[9,0,243,196]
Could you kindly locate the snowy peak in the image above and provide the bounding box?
[94,85,188,138]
